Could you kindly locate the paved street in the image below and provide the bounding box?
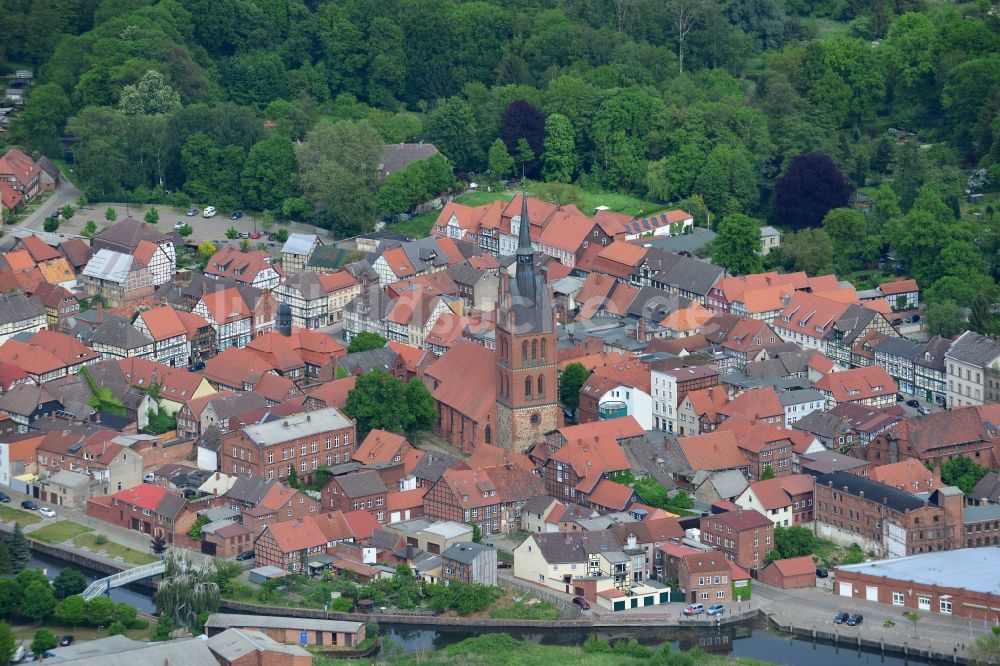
[14,178,81,232]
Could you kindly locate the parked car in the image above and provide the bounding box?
[917,406,931,415]
[906,399,920,408]
[173,220,186,230]
[20,500,38,510]
[816,568,829,578]
[58,636,74,647]
[239,231,250,238]
[235,551,255,561]
[834,612,850,624]
[496,561,512,569]
[707,604,725,616]
[0,493,9,503]
[39,507,56,518]
[186,206,198,216]
[267,234,276,241]
[572,596,590,610]
[846,614,863,626]
[188,361,206,372]
[202,206,217,218]
[230,210,243,220]
[682,603,705,616]
[250,231,261,239]
[896,393,904,402]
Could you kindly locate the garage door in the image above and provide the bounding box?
[866,586,878,602]
[839,582,853,597]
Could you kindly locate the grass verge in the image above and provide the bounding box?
[0,506,43,526]
[73,532,157,565]
[29,521,92,544]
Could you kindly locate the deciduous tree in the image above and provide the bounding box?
[52,569,87,600]
[347,332,387,353]
[20,580,55,623]
[558,363,590,414]
[501,100,545,178]
[241,134,298,211]
[488,139,514,181]
[541,113,577,183]
[711,214,763,275]
[774,153,853,229]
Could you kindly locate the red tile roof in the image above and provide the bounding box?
[307,376,356,409]
[387,487,426,511]
[424,341,496,427]
[587,478,636,511]
[266,516,329,553]
[29,331,100,366]
[17,236,61,262]
[556,416,644,444]
[382,246,416,278]
[774,293,850,340]
[204,247,279,285]
[117,357,206,400]
[137,305,186,340]
[342,509,382,541]
[676,431,747,471]
[879,279,919,295]
[711,508,772,531]
[719,387,783,422]
[0,148,40,189]
[113,484,169,511]
[768,555,816,577]
[198,287,251,324]
[815,365,896,403]
[354,429,409,464]
[537,206,596,253]
[869,458,937,493]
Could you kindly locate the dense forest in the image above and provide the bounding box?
[3,0,1000,332]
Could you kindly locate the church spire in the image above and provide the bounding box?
[515,189,534,298]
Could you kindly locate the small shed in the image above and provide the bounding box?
[248,565,291,585]
[756,556,816,589]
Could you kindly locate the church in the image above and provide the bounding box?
[424,193,561,453]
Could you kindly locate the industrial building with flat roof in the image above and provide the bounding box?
[834,548,1000,620]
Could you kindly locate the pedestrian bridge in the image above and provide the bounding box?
[81,559,166,601]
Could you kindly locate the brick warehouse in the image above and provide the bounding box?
[834,549,1000,621]
[813,471,964,558]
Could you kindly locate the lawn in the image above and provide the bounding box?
[812,17,851,38]
[72,533,157,565]
[13,619,154,644]
[488,599,561,621]
[29,521,92,544]
[0,506,43,526]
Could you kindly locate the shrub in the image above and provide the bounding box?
[94,534,108,545]
[43,217,59,232]
[583,635,611,654]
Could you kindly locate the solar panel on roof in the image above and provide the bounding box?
[642,220,651,230]
[660,214,668,224]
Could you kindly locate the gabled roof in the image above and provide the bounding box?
[744,474,815,510]
[262,516,329,553]
[536,206,596,253]
[587,478,636,511]
[765,555,816,577]
[117,357,206,401]
[280,233,319,256]
[93,217,168,252]
[204,248,279,285]
[305,376,356,409]
[719,387,783,421]
[815,365,896,402]
[424,341,496,426]
[197,287,251,324]
[555,416,644,445]
[681,551,732,574]
[879,279,918,296]
[773,293,850,340]
[889,404,1000,455]
[0,290,44,326]
[334,470,388,498]
[112,483,170,511]
[969,472,1000,504]
[709,508,772,531]
[527,530,621,564]
[815,471,927,513]
[946,330,1000,368]
[675,431,747,472]
[869,459,937,493]
[17,235,61,262]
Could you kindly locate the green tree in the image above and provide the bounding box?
[275,228,289,243]
[106,621,127,636]
[145,406,177,434]
[766,525,817,562]
[198,241,217,265]
[471,523,483,544]
[0,581,20,619]
[82,221,98,238]
[298,121,383,235]
[403,378,436,439]
[425,97,479,169]
[52,569,87,600]
[559,363,590,414]
[711,214,763,275]
[7,524,30,573]
[55,596,87,630]
[105,208,117,223]
[31,629,57,654]
[904,611,921,638]
[144,208,159,225]
[20,580,55,623]
[761,465,775,480]
[225,227,239,240]
[347,333,387,356]
[968,292,998,337]
[239,238,251,253]
[187,514,210,540]
[924,300,966,339]
[43,217,60,233]
[153,614,174,641]
[0,542,11,576]
[118,70,181,117]
[822,207,876,273]
[541,113,577,183]
[242,134,299,211]
[177,224,193,237]
[515,137,535,174]
[61,205,75,221]
[344,369,410,439]
[0,622,14,664]
[487,139,514,181]
[10,84,71,157]
[939,456,990,494]
[86,596,116,627]
[694,144,758,215]
[967,625,1000,666]
[770,228,835,275]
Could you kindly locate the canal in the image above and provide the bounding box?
[25,551,939,664]
[378,620,939,664]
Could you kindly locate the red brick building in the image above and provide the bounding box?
[220,407,356,486]
[700,508,773,571]
[241,483,320,535]
[833,549,999,621]
[717,417,794,481]
[814,471,964,557]
[678,551,735,605]
[543,435,630,502]
[757,555,817,589]
[865,404,1000,468]
[322,471,389,522]
[423,341,497,454]
[86,484,195,544]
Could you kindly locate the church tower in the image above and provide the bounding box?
[495,193,560,452]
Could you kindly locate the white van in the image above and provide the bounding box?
[11,644,25,663]
[202,206,217,218]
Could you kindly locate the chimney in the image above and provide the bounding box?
[96,302,103,324]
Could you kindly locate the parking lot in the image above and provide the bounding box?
[44,201,319,246]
